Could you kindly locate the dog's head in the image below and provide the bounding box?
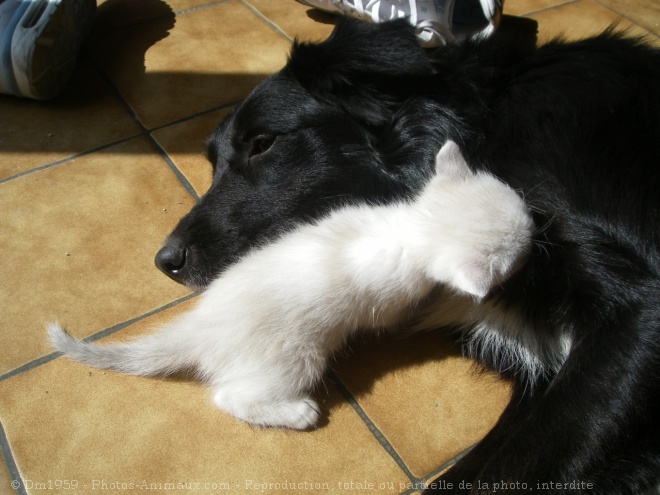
[155,20,454,289]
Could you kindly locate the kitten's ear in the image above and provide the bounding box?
[434,140,471,180]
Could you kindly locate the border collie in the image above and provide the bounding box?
[50,19,660,494]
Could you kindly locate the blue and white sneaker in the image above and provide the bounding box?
[297,0,503,47]
[0,0,95,100]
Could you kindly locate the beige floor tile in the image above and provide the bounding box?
[333,333,511,478]
[0,137,194,375]
[529,0,651,42]
[596,0,660,35]
[504,0,574,17]
[245,0,337,42]
[420,465,453,491]
[0,444,15,495]
[0,303,409,495]
[151,108,233,196]
[1,0,655,493]
[94,0,214,33]
[87,0,292,129]
[0,59,141,181]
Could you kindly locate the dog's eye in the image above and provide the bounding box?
[248,135,276,160]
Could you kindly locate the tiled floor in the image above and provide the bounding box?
[1,1,658,494]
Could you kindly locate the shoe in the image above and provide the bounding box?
[0,0,96,100]
[297,0,502,47]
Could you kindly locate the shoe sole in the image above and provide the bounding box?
[10,0,95,99]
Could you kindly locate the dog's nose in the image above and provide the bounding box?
[154,243,187,283]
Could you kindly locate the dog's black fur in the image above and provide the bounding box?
[155,20,660,494]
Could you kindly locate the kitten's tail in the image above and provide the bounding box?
[47,322,195,377]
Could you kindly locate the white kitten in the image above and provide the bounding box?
[48,141,533,430]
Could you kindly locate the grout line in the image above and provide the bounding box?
[327,370,476,493]
[0,293,199,383]
[90,0,231,35]
[82,292,200,344]
[421,444,473,485]
[0,421,26,495]
[238,0,295,43]
[592,0,660,39]
[327,371,419,484]
[0,100,239,192]
[398,487,428,495]
[0,134,142,186]
[1,50,142,185]
[516,0,579,18]
[148,99,242,134]
[82,52,144,126]
[0,353,62,384]
[174,0,231,18]
[146,134,201,202]
[86,55,202,203]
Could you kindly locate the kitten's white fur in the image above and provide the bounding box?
[48,141,534,430]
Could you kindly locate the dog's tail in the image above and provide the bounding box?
[47,322,195,377]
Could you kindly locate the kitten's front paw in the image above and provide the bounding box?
[213,388,320,430]
[285,398,322,430]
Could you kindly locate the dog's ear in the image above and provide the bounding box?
[286,18,435,126]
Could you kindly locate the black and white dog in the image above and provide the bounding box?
[51,19,659,494]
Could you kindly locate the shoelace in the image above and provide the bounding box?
[328,0,456,46]
[415,19,456,46]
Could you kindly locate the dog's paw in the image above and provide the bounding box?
[213,388,320,430]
